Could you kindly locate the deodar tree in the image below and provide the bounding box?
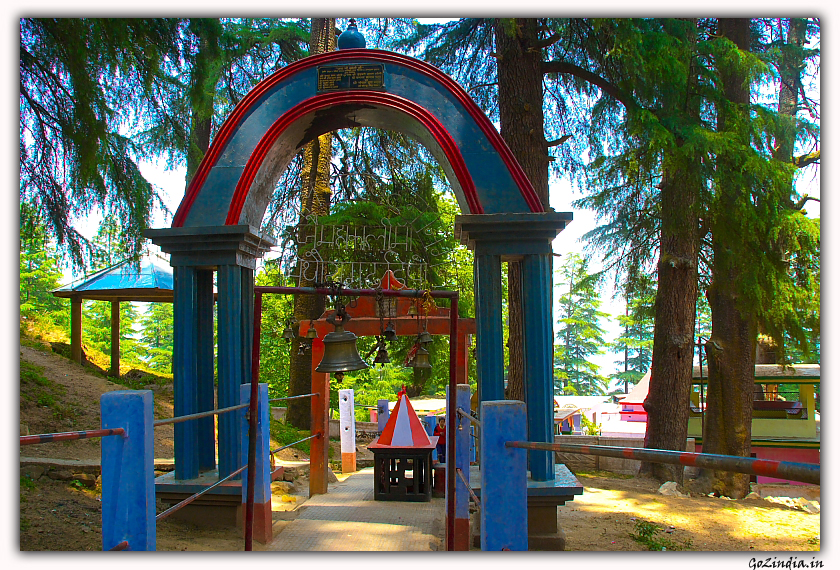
[700,18,820,498]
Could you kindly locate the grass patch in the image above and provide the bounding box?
[20,361,75,421]
[20,361,52,388]
[630,520,693,551]
[270,419,313,455]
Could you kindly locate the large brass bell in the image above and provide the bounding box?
[409,345,432,369]
[316,308,368,380]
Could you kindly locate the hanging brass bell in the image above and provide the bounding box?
[417,330,433,345]
[410,346,432,369]
[373,344,391,366]
[297,341,308,356]
[407,302,418,316]
[282,324,295,340]
[383,322,397,342]
[306,322,318,339]
[316,310,368,379]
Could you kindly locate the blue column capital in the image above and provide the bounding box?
[455,212,572,256]
[145,225,275,269]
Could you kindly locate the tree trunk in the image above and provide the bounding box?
[640,160,699,483]
[640,19,702,484]
[698,18,755,499]
[285,18,335,430]
[186,19,223,186]
[494,18,550,401]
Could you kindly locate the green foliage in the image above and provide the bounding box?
[138,303,174,373]
[269,419,313,455]
[19,204,69,335]
[580,414,602,436]
[631,520,693,551]
[610,272,655,392]
[20,476,36,491]
[555,253,610,395]
[20,18,308,268]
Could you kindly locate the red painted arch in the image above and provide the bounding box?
[226,91,483,225]
[173,49,543,228]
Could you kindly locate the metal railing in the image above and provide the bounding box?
[20,425,129,550]
[153,403,250,427]
[505,441,820,485]
[156,464,249,522]
[20,427,125,446]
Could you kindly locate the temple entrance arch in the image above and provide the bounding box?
[147,46,571,490]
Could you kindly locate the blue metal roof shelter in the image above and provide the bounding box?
[52,254,174,376]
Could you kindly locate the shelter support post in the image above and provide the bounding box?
[71,296,82,364]
[110,300,120,377]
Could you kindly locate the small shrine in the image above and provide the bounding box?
[368,388,437,502]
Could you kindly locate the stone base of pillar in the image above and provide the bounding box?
[528,529,567,551]
[341,452,356,473]
[471,505,567,551]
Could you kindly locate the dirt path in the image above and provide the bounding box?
[559,472,820,552]
[19,342,821,552]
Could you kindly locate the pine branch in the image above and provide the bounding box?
[546,135,572,147]
[542,60,640,112]
[793,149,820,168]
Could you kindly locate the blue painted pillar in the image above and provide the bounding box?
[196,269,216,472]
[474,253,504,403]
[377,399,390,433]
[480,400,528,551]
[239,383,270,505]
[522,253,555,481]
[240,383,273,543]
[424,414,437,461]
[101,390,155,551]
[172,266,199,480]
[241,266,254,387]
[218,264,243,477]
[446,384,471,550]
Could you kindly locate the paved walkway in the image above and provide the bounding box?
[266,467,444,551]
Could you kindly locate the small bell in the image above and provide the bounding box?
[412,346,432,369]
[407,302,418,316]
[282,324,295,341]
[383,322,397,342]
[306,322,318,339]
[297,341,308,356]
[417,330,433,345]
[373,344,391,366]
